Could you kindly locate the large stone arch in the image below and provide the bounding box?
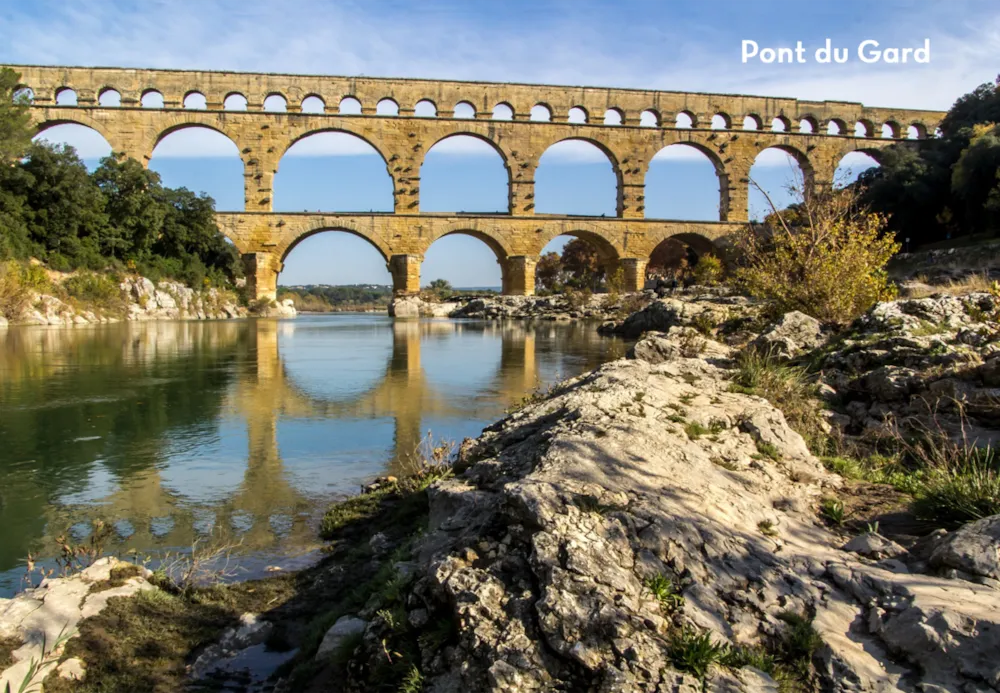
[420,226,514,262]
[279,126,391,168]
[277,224,393,265]
[535,137,624,217]
[419,132,513,214]
[534,226,624,263]
[643,141,726,221]
[33,115,121,155]
[149,118,244,163]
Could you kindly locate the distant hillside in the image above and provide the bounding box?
[277,284,393,312]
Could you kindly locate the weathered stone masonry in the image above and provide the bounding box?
[9,64,945,298]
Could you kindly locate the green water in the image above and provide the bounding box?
[0,315,624,595]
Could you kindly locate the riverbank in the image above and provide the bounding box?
[5,289,998,691]
[0,270,297,326]
[389,291,651,321]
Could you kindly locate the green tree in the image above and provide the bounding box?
[561,238,603,288]
[92,155,168,260]
[151,187,242,286]
[11,142,109,269]
[858,76,1000,244]
[535,251,562,291]
[0,67,33,164]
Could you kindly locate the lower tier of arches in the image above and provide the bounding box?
[216,212,741,299]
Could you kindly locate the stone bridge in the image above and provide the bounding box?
[8,64,946,298]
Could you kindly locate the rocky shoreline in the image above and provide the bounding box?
[0,276,297,328]
[2,291,998,692]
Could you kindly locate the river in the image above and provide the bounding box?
[0,315,625,596]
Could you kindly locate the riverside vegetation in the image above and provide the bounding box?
[0,67,262,325]
[2,74,1000,692]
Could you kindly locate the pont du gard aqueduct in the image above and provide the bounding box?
[8,64,946,300]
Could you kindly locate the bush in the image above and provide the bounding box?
[565,287,592,311]
[0,260,50,319]
[62,271,125,314]
[734,186,900,325]
[692,254,724,285]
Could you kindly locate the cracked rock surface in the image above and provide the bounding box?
[354,329,1000,692]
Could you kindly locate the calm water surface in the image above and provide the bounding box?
[0,315,624,595]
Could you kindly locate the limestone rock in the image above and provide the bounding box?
[0,315,7,329]
[929,514,1000,581]
[316,616,367,659]
[751,311,824,358]
[339,351,1000,692]
[627,328,732,364]
[842,532,906,560]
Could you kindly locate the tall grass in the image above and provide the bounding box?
[0,260,50,320]
[729,348,827,452]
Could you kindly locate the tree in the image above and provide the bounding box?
[0,68,33,164]
[560,238,603,288]
[92,155,168,260]
[735,185,899,325]
[12,142,109,269]
[535,252,562,291]
[858,77,1000,244]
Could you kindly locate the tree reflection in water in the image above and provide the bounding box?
[0,317,624,593]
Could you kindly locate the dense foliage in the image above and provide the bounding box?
[858,76,1000,245]
[534,238,606,292]
[734,187,899,325]
[0,68,242,288]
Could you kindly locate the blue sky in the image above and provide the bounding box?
[5,0,999,287]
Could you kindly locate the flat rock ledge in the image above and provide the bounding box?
[343,328,1000,692]
[389,293,641,321]
[0,558,155,690]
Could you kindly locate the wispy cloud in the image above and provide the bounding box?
[14,0,1000,159]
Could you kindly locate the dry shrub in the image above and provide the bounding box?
[565,287,592,311]
[904,272,997,298]
[734,185,899,325]
[0,260,50,319]
[691,254,724,286]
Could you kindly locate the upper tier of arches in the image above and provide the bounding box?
[11,64,944,140]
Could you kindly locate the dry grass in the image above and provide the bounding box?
[903,272,996,298]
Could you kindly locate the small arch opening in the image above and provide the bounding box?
[55,88,78,106]
[453,101,475,119]
[224,93,247,111]
[263,94,287,112]
[531,104,552,122]
[339,97,362,115]
[771,117,789,132]
[568,106,588,124]
[376,98,399,116]
[183,92,206,109]
[13,86,34,104]
[141,90,164,108]
[640,110,659,127]
[414,99,437,117]
[854,121,871,137]
[711,114,729,130]
[798,118,816,134]
[492,103,514,120]
[675,112,694,129]
[301,95,325,114]
[826,120,844,136]
[604,108,623,125]
[99,89,121,107]
[881,122,899,138]
[907,124,924,140]
[742,115,761,131]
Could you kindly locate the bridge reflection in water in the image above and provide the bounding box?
[0,317,621,586]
